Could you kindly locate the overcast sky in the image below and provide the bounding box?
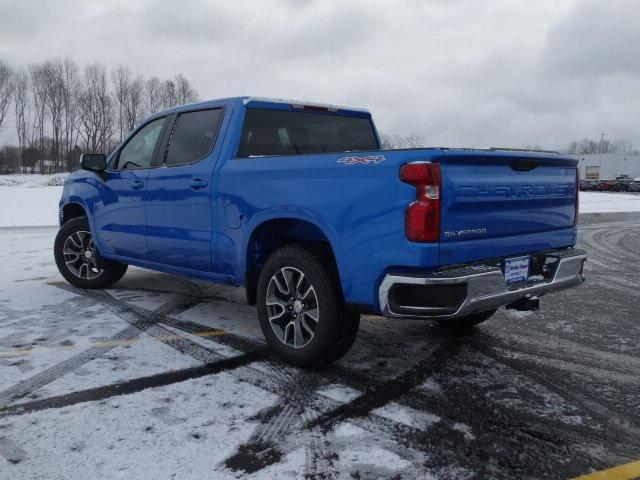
[1,0,639,149]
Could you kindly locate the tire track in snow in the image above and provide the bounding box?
[472,331,640,445]
[306,340,452,432]
[223,372,324,474]
[93,279,440,477]
[78,275,622,477]
[0,291,195,407]
[4,219,637,478]
[49,280,346,476]
[0,350,267,418]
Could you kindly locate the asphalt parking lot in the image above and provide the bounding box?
[0,216,639,479]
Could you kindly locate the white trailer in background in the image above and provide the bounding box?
[576,153,640,180]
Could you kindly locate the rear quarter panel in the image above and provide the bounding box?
[216,149,444,306]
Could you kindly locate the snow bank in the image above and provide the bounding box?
[0,186,62,227]
[0,173,67,187]
[579,191,640,213]
[2,174,640,227]
[0,175,66,227]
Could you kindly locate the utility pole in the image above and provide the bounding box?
[599,133,607,178]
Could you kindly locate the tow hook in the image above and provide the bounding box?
[506,294,540,312]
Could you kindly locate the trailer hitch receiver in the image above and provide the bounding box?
[506,294,540,312]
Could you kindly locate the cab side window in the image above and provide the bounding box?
[116,117,167,170]
[163,109,223,167]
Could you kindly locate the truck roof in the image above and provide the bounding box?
[240,97,370,114]
[147,96,371,121]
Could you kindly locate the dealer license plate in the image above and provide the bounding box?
[504,256,530,283]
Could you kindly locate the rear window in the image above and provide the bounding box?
[237,109,379,158]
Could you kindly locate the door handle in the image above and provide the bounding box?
[189,179,208,190]
[131,181,144,190]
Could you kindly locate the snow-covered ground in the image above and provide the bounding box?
[579,191,640,213]
[0,174,67,227]
[1,220,639,478]
[0,227,460,479]
[2,174,640,227]
[0,174,67,188]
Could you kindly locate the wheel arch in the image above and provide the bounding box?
[59,197,106,255]
[243,216,346,306]
[60,202,88,225]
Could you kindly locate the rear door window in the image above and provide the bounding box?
[163,108,224,167]
[237,109,379,158]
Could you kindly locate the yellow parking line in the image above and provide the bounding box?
[0,330,226,357]
[93,330,227,347]
[91,338,141,348]
[0,349,33,358]
[162,329,227,340]
[363,315,387,321]
[573,460,640,480]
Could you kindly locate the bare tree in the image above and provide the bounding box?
[144,76,163,116]
[12,68,31,172]
[564,137,634,155]
[1,56,202,172]
[30,62,49,171]
[161,79,177,109]
[125,75,144,132]
[61,56,79,170]
[612,139,634,155]
[78,63,114,153]
[380,132,427,149]
[42,59,67,171]
[111,65,131,142]
[174,74,198,105]
[0,60,13,131]
[403,132,427,148]
[379,133,394,149]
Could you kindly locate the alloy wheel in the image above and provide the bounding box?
[62,230,103,280]
[265,266,319,349]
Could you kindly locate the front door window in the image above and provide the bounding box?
[117,117,167,170]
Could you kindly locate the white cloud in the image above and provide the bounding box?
[0,0,638,149]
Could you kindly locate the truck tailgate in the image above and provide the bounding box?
[439,150,578,265]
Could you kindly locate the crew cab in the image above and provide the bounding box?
[54,97,586,368]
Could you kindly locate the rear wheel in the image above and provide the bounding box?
[256,244,359,369]
[54,217,128,289]
[437,309,496,330]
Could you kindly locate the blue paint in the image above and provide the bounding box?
[60,97,578,313]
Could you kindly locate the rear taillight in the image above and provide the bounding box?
[400,162,441,242]
[574,166,579,225]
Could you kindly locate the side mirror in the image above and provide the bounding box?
[80,153,107,172]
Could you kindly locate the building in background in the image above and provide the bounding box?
[575,153,640,180]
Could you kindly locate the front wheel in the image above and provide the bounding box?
[256,244,359,369]
[54,217,128,289]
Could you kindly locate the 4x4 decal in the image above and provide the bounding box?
[337,155,386,165]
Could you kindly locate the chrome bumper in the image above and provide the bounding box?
[378,248,586,320]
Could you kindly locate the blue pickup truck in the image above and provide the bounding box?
[54,97,586,367]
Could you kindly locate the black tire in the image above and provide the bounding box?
[54,217,128,289]
[437,309,496,330]
[256,244,359,369]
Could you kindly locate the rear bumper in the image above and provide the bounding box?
[378,248,586,320]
